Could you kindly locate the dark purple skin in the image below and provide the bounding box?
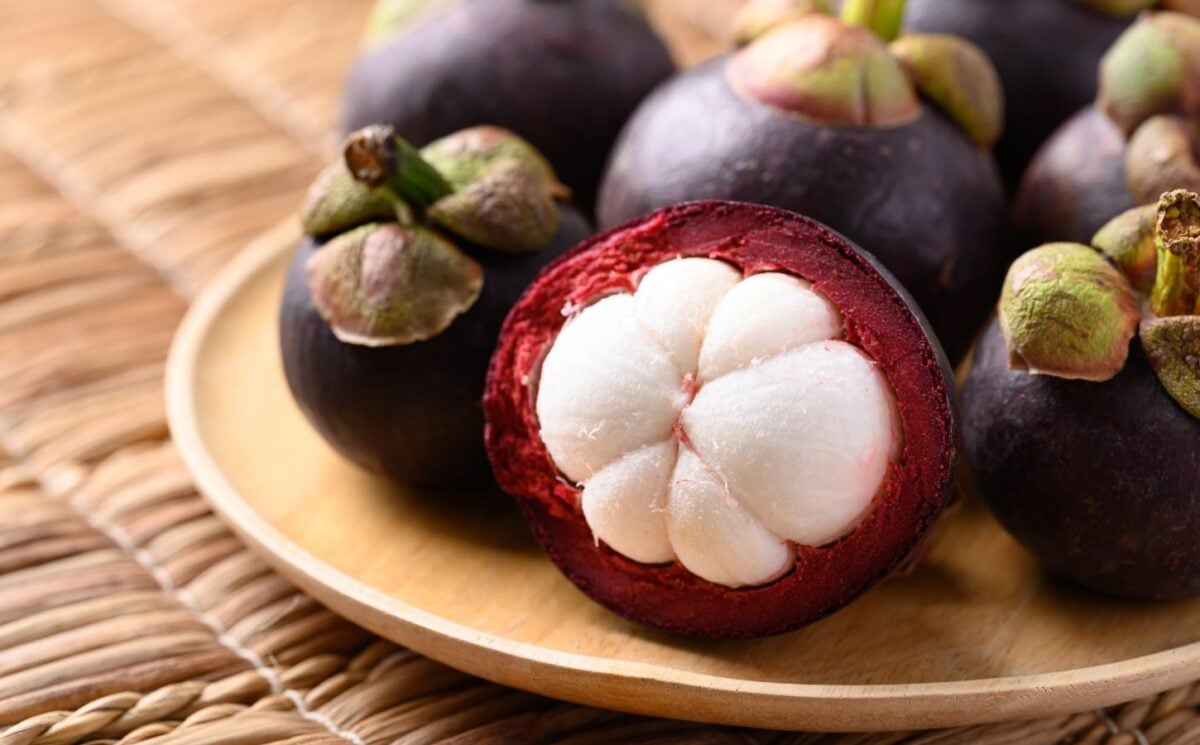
[279,207,591,488]
[341,0,674,212]
[597,58,1006,362]
[1013,107,1133,246]
[964,319,1200,600]
[906,0,1129,187]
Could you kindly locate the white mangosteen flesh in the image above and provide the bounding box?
[535,258,901,588]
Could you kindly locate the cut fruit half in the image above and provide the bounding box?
[484,201,959,638]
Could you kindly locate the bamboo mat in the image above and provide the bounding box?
[0,0,1198,742]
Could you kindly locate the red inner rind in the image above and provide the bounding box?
[484,201,959,638]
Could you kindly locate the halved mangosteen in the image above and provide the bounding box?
[280,125,590,488]
[1015,10,1200,246]
[597,0,1006,362]
[965,190,1200,599]
[483,201,959,637]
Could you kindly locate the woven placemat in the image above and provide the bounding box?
[0,0,1197,742]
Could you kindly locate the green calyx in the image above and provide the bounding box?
[305,222,483,346]
[1149,189,1200,316]
[1088,190,1200,419]
[362,0,447,50]
[732,0,832,45]
[1092,203,1160,292]
[840,0,906,42]
[727,15,920,127]
[420,125,562,192]
[300,125,566,346]
[1145,191,1200,417]
[428,159,562,256]
[999,243,1139,381]
[335,124,565,253]
[299,162,396,237]
[1124,115,1200,205]
[726,12,1003,144]
[1099,11,1200,135]
[419,126,568,253]
[1071,0,1157,18]
[889,34,1004,147]
[344,125,454,214]
[1140,314,1200,417]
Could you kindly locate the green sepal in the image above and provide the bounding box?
[306,222,483,346]
[890,33,1004,147]
[299,163,396,237]
[1092,204,1160,293]
[999,243,1139,381]
[1140,315,1200,418]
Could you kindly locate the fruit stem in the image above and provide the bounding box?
[1151,190,1200,317]
[840,0,906,42]
[343,125,453,216]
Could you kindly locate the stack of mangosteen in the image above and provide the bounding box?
[277,0,1200,638]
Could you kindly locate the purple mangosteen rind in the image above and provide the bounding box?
[279,124,591,487]
[341,0,675,212]
[598,50,1004,362]
[483,201,961,638]
[965,319,1200,600]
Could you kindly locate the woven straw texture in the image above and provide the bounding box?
[0,0,1198,742]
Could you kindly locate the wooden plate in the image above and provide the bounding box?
[166,222,1200,732]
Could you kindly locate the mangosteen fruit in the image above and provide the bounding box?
[483,201,960,637]
[597,0,1006,362]
[904,0,1166,186]
[280,124,590,488]
[964,189,1200,599]
[341,0,675,212]
[1014,11,1200,247]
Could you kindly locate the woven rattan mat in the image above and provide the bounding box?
[0,0,1197,742]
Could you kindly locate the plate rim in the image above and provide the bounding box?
[165,220,1200,732]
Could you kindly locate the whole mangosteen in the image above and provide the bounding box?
[964,190,1200,599]
[597,0,1006,361]
[904,0,1175,185]
[341,0,675,212]
[280,124,590,488]
[484,201,960,637]
[1015,11,1200,247]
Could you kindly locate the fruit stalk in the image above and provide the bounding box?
[840,0,906,41]
[1150,190,1200,317]
[343,124,453,214]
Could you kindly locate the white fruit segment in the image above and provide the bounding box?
[666,448,791,588]
[580,441,677,564]
[683,343,899,547]
[535,294,686,484]
[699,272,843,380]
[635,259,740,375]
[535,258,900,588]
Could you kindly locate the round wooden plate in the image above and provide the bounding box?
[166,222,1200,732]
